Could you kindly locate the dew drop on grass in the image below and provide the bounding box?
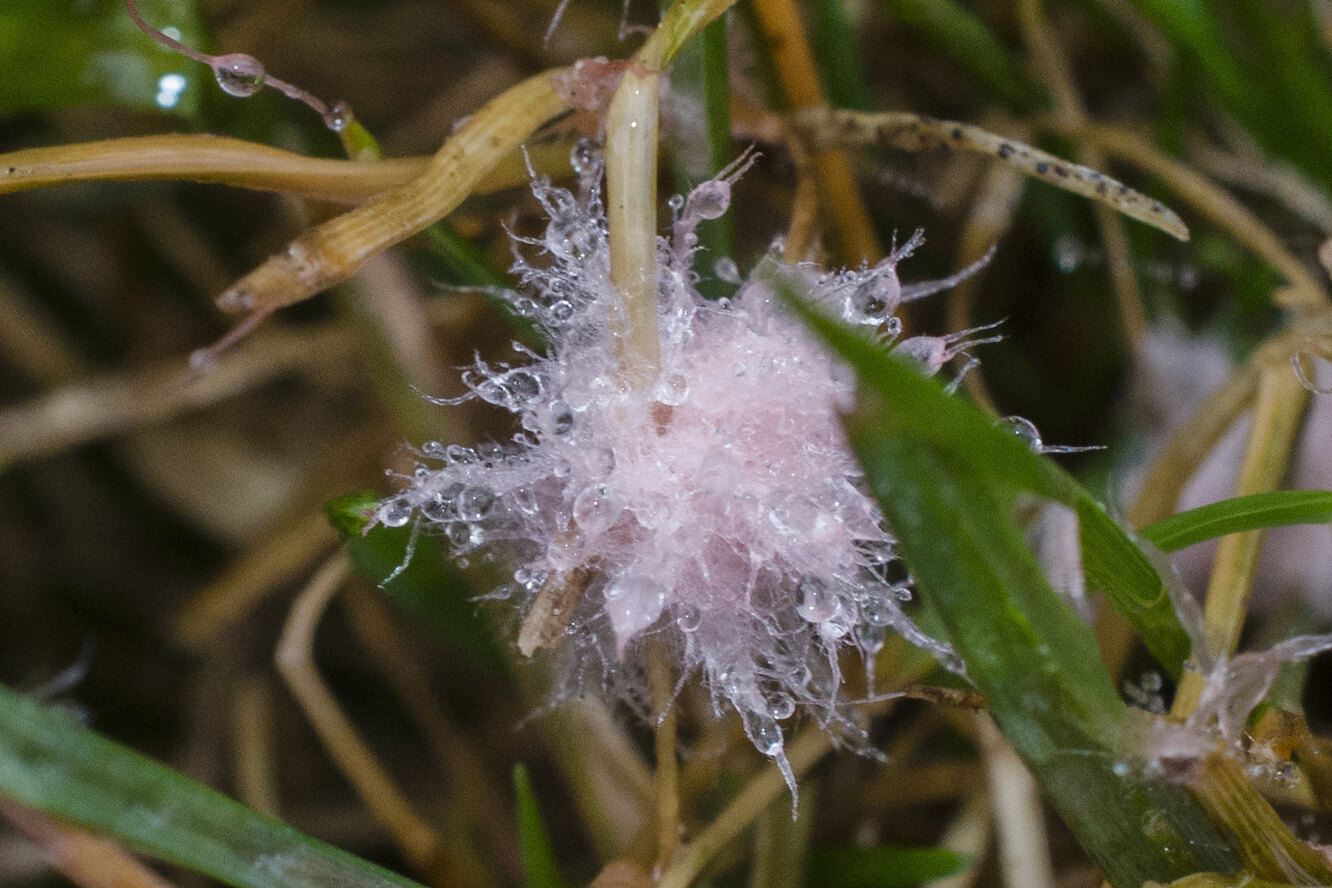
[212,54,266,97]
[996,415,1043,450]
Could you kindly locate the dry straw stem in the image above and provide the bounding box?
[0,321,354,469]
[0,800,178,888]
[1191,752,1332,884]
[1060,123,1330,310]
[0,136,575,204]
[976,715,1055,888]
[1017,0,1148,345]
[230,676,281,817]
[215,71,570,316]
[604,0,740,389]
[275,554,468,888]
[1172,366,1310,716]
[749,0,881,264]
[795,108,1189,241]
[948,141,1027,409]
[341,584,520,882]
[646,641,682,869]
[656,726,833,888]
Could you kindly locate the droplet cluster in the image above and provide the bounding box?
[379,140,987,782]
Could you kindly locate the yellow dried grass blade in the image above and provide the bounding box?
[215,71,570,314]
[0,135,570,205]
[795,107,1190,241]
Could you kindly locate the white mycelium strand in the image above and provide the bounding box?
[378,142,989,789]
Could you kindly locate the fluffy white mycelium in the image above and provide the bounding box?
[376,141,992,787]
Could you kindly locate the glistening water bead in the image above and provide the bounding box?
[211,54,266,97]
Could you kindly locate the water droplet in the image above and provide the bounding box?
[547,399,575,435]
[687,180,730,220]
[500,370,543,407]
[573,484,624,535]
[796,576,838,622]
[445,522,476,548]
[378,498,413,527]
[675,604,702,632]
[545,299,575,323]
[446,444,475,463]
[604,575,667,642]
[766,692,796,720]
[654,373,690,406]
[457,486,495,521]
[849,280,893,324]
[996,416,1042,451]
[861,596,893,626]
[743,710,783,756]
[714,257,742,284]
[422,440,446,457]
[1054,236,1083,273]
[885,316,903,337]
[570,137,601,175]
[667,194,685,213]
[212,54,265,97]
[857,622,887,655]
[512,486,538,515]
[552,458,572,478]
[478,442,505,464]
[1112,760,1131,777]
[323,100,352,132]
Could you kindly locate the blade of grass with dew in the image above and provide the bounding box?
[807,846,971,888]
[843,429,1238,887]
[1140,490,1332,553]
[774,277,1192,673]
[513,765,562,888]
[873,0,1038,107]
[0,684,429,888]
[326,491,509,672]
[0,0,204,115]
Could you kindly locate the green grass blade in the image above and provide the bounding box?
[513,765,562,888]
[0,684,427,888]
[776,280,1190,672]
[874,0,1038,107]
[1141,490,1332,553]
[807,845,971,888]
[809,0,874,111]
[0,0,204,115]
[844,430,1238,887]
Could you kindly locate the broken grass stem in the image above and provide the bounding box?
[215,70,570,317]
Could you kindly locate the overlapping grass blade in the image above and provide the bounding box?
[0,684,427,888]
[1141,490,1332,553]
[777,282,1191,673]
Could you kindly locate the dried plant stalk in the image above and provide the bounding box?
[216,71,570,316]
[795,108,1190,240]
[604,0,741,388]
[0,136,573,204]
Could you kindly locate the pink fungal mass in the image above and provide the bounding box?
[376,139,986,789]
